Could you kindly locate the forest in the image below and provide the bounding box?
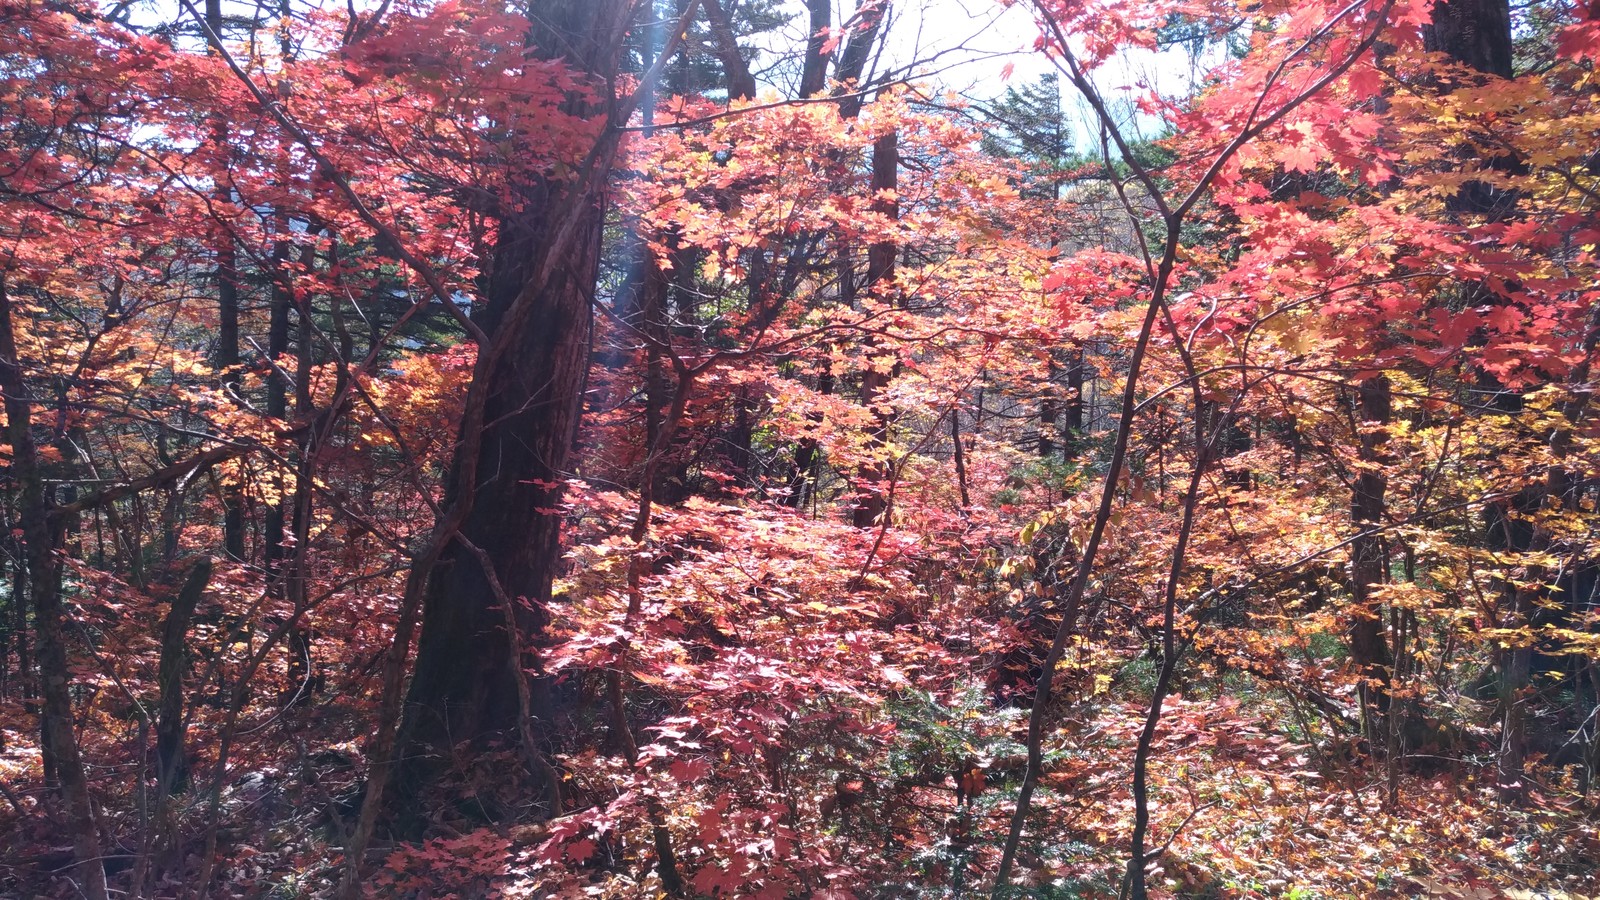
[1,0,1599,895]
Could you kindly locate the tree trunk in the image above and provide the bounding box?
[10,536,33,717]
[798,0,831,97]
[832,0,887,119]
[206,0,246,563]
[390,0,628,829]
[155,557,212,794]
[263,238,292,586]
[393,206,601,819]
[1426,0,1529,787]
[1063,345,1084,456]
[1039,357,1059,459]
[852,128,898,529]
[787,366,832,511]
[784,2,891,516]
[950,406,971,511]
[0,280,107,900]
[1350,375,1394,743]
[1424,0,1512,80]
[702,0,755,101]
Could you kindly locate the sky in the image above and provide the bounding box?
[758,0,1225,154]
[147,0,1218,154]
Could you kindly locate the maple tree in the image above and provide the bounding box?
[1,0,1599,896]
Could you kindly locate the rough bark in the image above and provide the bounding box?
[390,0,629,828]
[9,536,33,719]
[1424,0,1513,80]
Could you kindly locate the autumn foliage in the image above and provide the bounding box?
[1,0,1600,896]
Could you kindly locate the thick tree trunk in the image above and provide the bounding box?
[393,210,601,818]
[265,233,317,705]
[702,0,755,101]
[832,0,887,119]
[798,0,831,97]
[391,0,627,828]
[640,260,672,499]
[1424,0,1512,80]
